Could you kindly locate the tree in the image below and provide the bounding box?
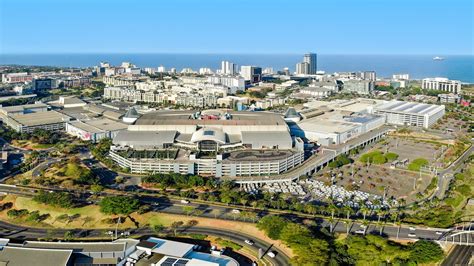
[33,191,74,208]
[257,215,288,240]
[182,206,195,216]
[99,196,140,216]
[409,240,444,264]
[385,152,399,161]
[91,184,104,194]
[171,221,184,236]
[187,219,198,227]
[152,224,165,235]
[63,231,74,241]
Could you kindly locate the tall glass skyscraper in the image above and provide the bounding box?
[303,53,317,74]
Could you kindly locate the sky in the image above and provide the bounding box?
[0,0,473,55]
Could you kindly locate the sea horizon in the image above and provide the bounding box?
[1,53,473,83]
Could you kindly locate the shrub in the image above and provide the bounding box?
[408,158,429,171]
[7,209,29,218]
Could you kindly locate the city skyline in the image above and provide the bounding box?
[0,0,472,55]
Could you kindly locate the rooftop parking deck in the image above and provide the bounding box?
[226,149,296,162]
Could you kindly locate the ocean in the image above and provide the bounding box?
[0,53,473,83]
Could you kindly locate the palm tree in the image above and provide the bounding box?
[376,209,387,235]
[343,206,353,220]
[328,203,338,220]
[304,204,317,216]
[395,219,402,240]
[360,205,370,221]
[343,220,351,235]
[362,220,370,235]
[328,216,335,234]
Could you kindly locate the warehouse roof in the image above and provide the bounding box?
[9,110,69,126]
[296,118,359,134]
[23,240,131,253]
[0,246,72,266]
[113,130,177,148]
[376,101,444,115]
[0,102,47,113]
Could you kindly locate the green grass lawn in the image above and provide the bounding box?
[215,238,243,250]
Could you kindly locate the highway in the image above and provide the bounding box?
[442,245,473,266]
[0,183,459,243]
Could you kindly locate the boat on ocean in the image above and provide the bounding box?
[433,56,445,61]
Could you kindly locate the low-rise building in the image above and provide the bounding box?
[65,118,128,142]
[374,100,445,128]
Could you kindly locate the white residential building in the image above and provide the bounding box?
[422,77,462,94]
[220,61,237,75]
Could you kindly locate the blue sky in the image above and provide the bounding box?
[0,0,472,54]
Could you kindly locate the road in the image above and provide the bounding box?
[442,245,473,266]
[435,143,474,199]
[0,183,459,243]
[183,227,290,265]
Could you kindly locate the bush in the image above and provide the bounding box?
[215,238,242,250]
[359,150,384,164]
[7,209,29,218]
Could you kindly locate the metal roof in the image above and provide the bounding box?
[113,130,177,149]
[0,246,72,266]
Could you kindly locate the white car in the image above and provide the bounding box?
[354,229,365,235]
[244,239,254,245]
[180,199,190,204]
[409,227,416,231]
[231,209,241,214]
[267,251,276,258]
[435,231,443,235]
[408,233,417,238]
